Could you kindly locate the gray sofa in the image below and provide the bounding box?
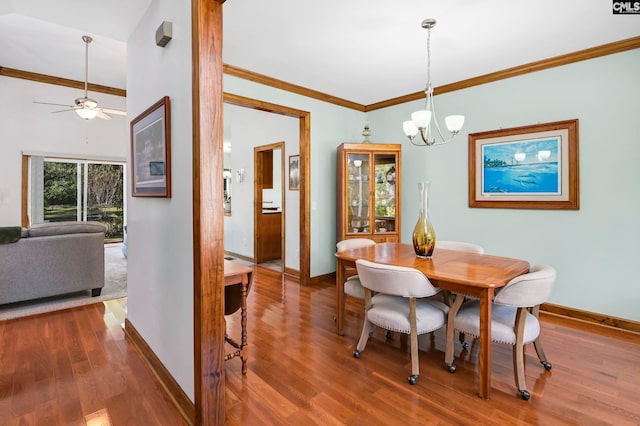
[0,221,107,305]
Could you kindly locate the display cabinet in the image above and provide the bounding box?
[336,143,401,244]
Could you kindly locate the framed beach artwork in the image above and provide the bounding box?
[468,119,579,210]
[130,96,171,197]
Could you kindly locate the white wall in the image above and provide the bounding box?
[0,77,127,225]
[368,49,640,321]
[223,104,299,270]
[126,0,195,400]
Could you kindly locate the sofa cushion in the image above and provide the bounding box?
[0,226,22,244]
[28,221,107,237]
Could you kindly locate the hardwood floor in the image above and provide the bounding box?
[0,298,185,425]
[2,265,639,425]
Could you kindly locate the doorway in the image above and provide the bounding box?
[254,142,285,271]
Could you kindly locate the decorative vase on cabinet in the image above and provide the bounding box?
[412,181,436,258]
[336,143,402,244]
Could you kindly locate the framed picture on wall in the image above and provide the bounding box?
[130,96,171,197]
[468,119,579,210]
[289,155,300,190]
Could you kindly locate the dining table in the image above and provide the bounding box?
[334,242,530,399]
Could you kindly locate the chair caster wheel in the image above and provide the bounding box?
[542,361,552,370]
[385,330,392,339]
[447,364,457,373]
[520,390,531,400]
[461,341,469,349]
[353,350,361,358]
[408,375,418,385]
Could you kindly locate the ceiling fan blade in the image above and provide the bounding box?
[97,111,112,120]
[51,108,78,114]
[100,107,127,116]
[34,101,76,108]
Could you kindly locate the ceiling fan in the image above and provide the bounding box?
[34,35,126,120]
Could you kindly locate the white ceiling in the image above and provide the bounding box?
[1,1,639,106]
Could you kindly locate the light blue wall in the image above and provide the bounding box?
[368,49,640,321]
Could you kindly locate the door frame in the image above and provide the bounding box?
[254,142,285,266]
[224,93,311,284]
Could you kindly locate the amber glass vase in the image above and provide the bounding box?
[412,181,436,258]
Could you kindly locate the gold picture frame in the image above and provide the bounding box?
[469,119,579,210]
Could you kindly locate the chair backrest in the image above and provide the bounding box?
[436,240,485,254]
[355,259,439,298]
[493,264,556,308]
[336,238,376,252]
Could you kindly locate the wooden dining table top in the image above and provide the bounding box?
[335,242,530,289]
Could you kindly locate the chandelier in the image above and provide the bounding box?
[403,19,464,146]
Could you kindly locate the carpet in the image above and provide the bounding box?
[0,243,127,321]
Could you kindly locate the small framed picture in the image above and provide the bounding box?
[468,119,579,210]
[289,155,300,190]
[130,96,171,197]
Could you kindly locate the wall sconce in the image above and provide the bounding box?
[236,168,245,183]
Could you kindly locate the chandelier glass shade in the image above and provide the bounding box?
[403,19,465,146]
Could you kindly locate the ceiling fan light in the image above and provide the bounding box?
[76,108,98,120]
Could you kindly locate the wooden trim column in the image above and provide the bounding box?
[192,0,226,424]
[298,114,311,285]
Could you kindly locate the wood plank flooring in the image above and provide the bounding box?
[1,266,639,425]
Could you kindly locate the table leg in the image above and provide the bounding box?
[336,259,345,335]
[478,287,494,399]
[240,272,250,375]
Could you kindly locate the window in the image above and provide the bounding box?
[23,155,126,243]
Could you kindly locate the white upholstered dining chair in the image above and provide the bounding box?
[336,238,376,301]
[444,264,556,400]
[436,240,485,255]
[353,259,449,385]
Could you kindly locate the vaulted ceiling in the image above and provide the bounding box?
[1,1,638,106]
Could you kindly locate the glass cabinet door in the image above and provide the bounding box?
[373,153,397,233]
[347,153,370,234]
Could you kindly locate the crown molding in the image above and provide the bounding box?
[223,64,366,111]
[226,36,640,112]
[0,66,126,97]
[3,36,637,110]
[366,36,640,111]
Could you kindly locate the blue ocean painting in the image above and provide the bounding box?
[482,137,560,194]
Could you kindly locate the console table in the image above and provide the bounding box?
[224,259,253,375]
